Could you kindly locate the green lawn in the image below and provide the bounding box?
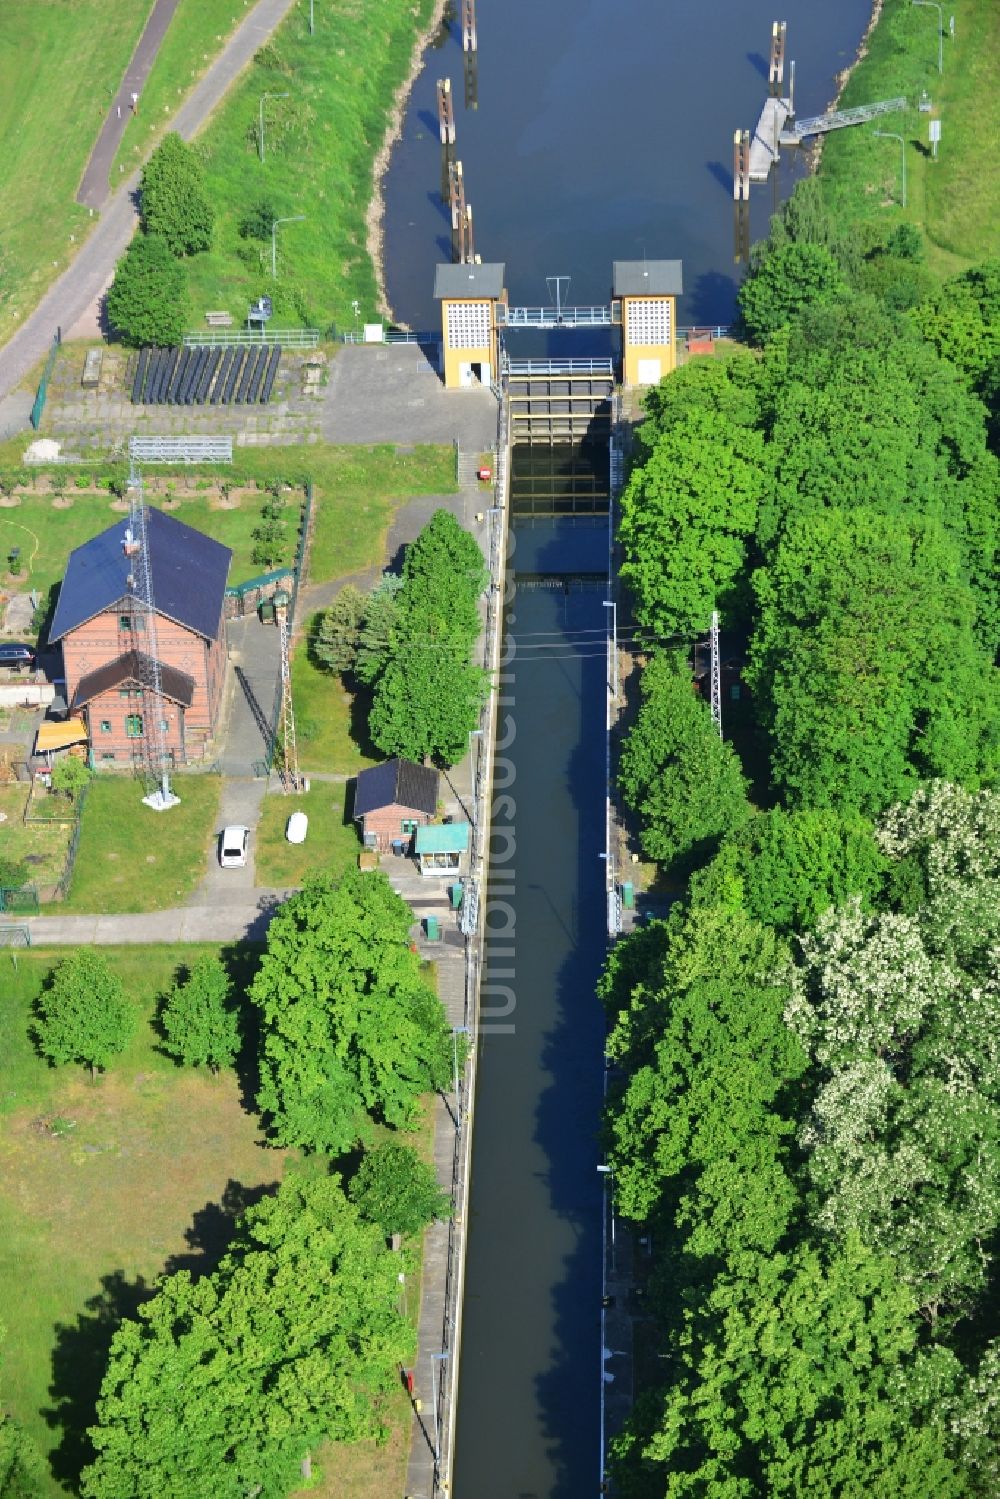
[0,944,293,1495]
[0,1,151,347]
[176,0,440,330]
[819,0,1000,273]
[0,442,453,609]
[0,487,301,605]
[305,444,457,584]
[292,624,379,776]
[110,0,247,182]
[0,783,73,891]
[62,773,221,913]
[254,781,359,886]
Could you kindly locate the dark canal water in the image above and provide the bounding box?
[383,0,873,331]
[384,3,875,1494]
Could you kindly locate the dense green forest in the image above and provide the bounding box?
[607,139,1000,1499]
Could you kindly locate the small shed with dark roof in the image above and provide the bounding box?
[613,258,684,388]
[353,757,440,853]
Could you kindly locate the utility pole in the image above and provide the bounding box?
[258,91,289,163]
[873,129,906,207]
[271,213,306,278]
[912,0,944,73]
[709,609,722,738]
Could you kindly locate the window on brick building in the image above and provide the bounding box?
[401,819,419,835]
[100,720,111,733]
[125,714,144,739]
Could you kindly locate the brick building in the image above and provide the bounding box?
[353,757,439,852]
[49,508,232,766]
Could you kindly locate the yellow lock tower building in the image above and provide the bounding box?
[613,260,683,387]
[434,262,506,389]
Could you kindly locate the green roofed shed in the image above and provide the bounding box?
[415,821,470,875]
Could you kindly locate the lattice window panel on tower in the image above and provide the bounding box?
[626,297,672,346]
[446,300,491,349]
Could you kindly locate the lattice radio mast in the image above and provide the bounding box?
[125,461,180,811]
[709,608,723,739]
[273,590,302,793]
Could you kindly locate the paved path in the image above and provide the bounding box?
[189,775,269,904]
[405,951,467,1499]
[22,895,290,946]
[220,615,282,776]
[77,0,184,210]
[0,0,298,407]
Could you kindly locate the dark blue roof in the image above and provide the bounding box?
[353,758,439,818]
[50,507,232,643]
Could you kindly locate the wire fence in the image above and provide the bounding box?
[30,327,61,430]
[54,783,90,901]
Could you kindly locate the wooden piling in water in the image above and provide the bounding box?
[462,0,477,52]
[437,77,456,145]
[449,159,468,262]
[769,20,786,92]
[733,129,750,201]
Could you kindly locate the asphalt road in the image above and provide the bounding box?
[76,0,184,210]
[0,0,298,407]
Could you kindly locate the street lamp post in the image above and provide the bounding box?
[258,90,290,163]
[874,130,907,208]
[271,214,306,278]
[912,0,944,73]
[430,1351,448,1465]
[309,0,315,34]
[602,600,618,703]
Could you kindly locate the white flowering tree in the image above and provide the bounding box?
[787,898,1000,1321]
[877,780,1000,974]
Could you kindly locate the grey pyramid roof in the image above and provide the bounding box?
[50,507,232,643]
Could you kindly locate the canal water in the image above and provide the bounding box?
[383,0,873,331]
[382,3,874,1494]
[454,516,610,1499]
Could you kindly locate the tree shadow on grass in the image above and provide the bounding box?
[42,1178,280,1490]
[43,1269,154,1489]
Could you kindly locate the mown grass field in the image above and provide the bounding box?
[254,780,359,886]
[0,945,431,1498]
[62,773,221,913]
[0,1,149,346]
[0,943,289,1496]
[181,0,440,330]
[819,0,1000,272]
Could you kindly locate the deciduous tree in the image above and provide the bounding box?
[139,134,214,257]
[612,1239,968,1498]
[81,1174,413,1499]
[106,234,187,348]
[348,1142,450,1238]
[618,408,766,635]
[737,241,847,345]
[33,952,134,1078]
[251,870,452,1153]
[748,508,999,813]
[618,651,750,871]
[688,806,886,935]
[160,956,239,1073]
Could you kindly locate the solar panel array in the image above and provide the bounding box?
[131,346,282,406]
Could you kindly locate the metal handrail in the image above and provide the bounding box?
[498,304,613,328]
[182,328,319,347]
[505,357,615,376]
